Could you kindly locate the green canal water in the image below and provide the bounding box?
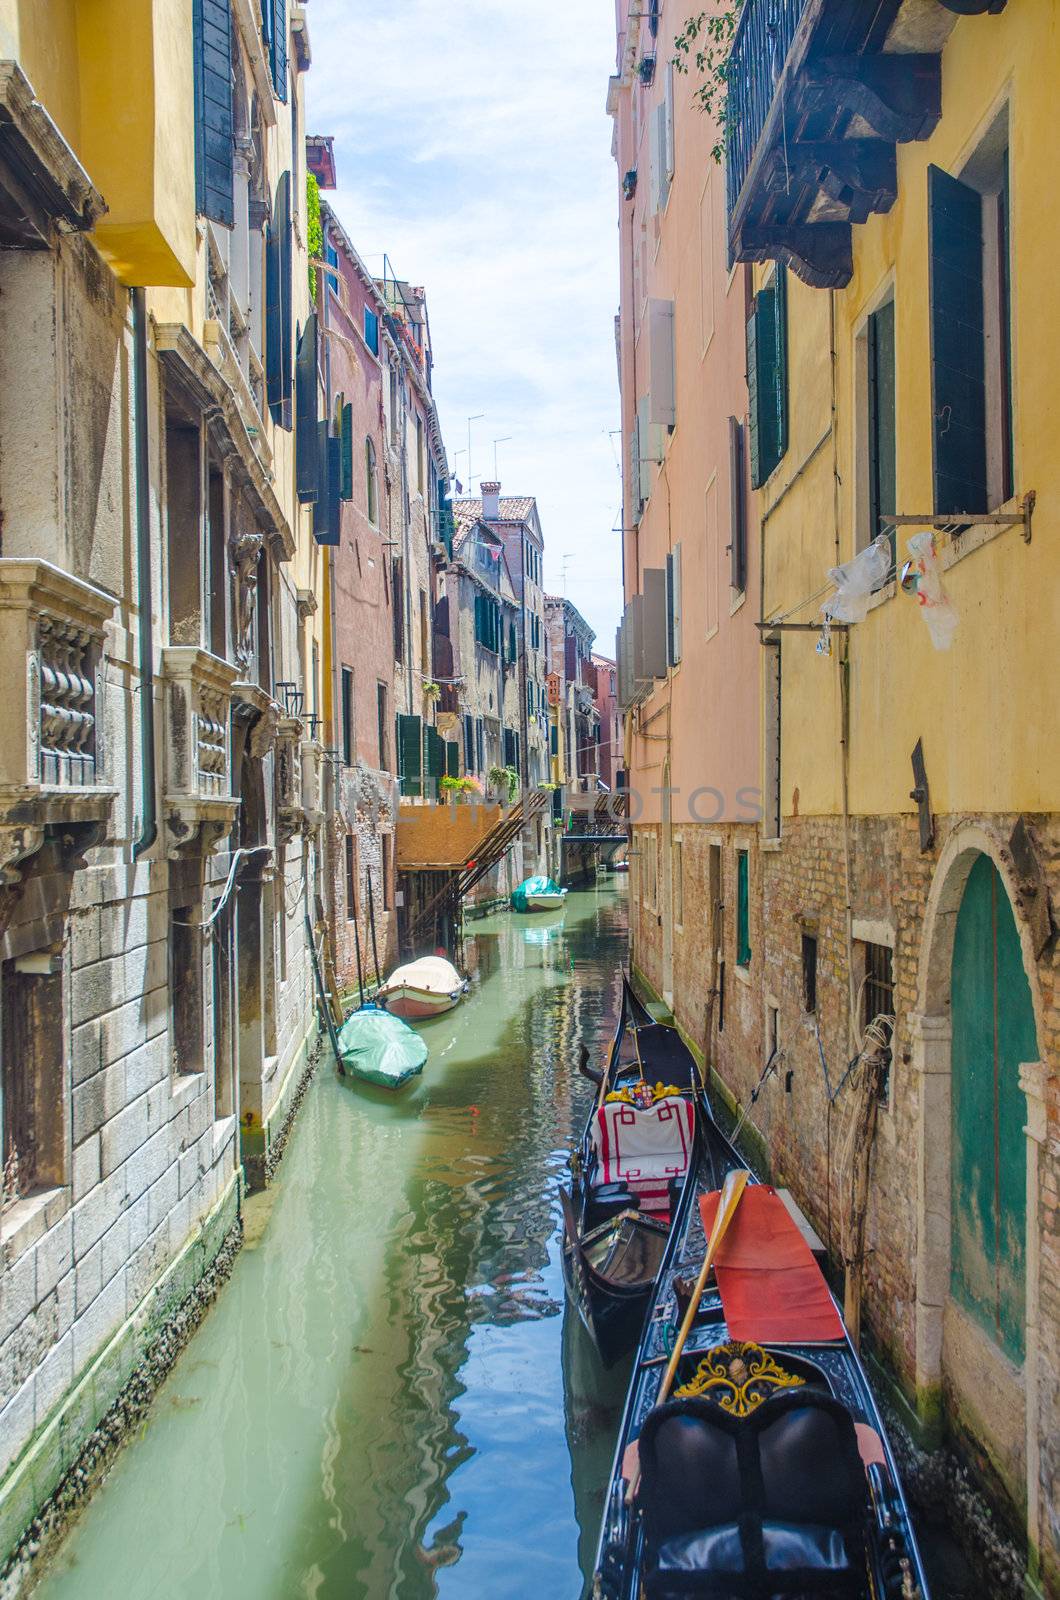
[35,882,632,1600]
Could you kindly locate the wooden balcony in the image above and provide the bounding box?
[725,0,1006,288]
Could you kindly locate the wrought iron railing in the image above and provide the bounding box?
[725,0,810,224]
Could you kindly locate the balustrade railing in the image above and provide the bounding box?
[38,616,99,786]
[725,0,809,223]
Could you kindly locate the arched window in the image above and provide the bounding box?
[365,437,377,524]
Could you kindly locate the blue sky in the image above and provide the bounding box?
[305,0,624,653]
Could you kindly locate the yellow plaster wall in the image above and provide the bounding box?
[760,4,1060,824]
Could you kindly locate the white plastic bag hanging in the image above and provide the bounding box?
[821,535,892,625]
[906,530,958,650]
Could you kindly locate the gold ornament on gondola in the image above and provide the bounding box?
[674,1341,805,1417]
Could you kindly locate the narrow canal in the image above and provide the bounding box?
[34,883,631,1600]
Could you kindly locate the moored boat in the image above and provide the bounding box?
[376,955,468,1020]
[336,1004,428,1089]
[559,979,734,1366]
[590,1148,931,1599]
[512,875,568,912]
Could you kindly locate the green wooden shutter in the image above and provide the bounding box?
[729,415,746,591]
[868,298,897,558]
[339,402,354,501]
[446,741,459,778]
[736,850,751,966]
[463,714,474,771]
[397,714,422,797]
[312,421,340,546]
[745,305,762,490]
[266,173,293,429]
[295,314,318,503]
[929,165,987,515]
[193,0,234,225]
[773,264,788,465]
[267,0,287,101]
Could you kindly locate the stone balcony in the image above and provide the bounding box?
[300,738,325,832]
[274,716,305,842]
[161,646,240,856]
[0,559,117,885]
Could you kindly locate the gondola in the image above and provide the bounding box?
[589,1122,932,1600]
[560,979,736,1367]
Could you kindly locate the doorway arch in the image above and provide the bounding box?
[914,821,1046,1555]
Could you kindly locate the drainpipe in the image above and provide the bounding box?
[132,287,157,859]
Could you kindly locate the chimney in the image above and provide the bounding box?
[481,481,501,521]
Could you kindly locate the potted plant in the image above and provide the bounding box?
[487,764,519,805]
[638,53,656,86]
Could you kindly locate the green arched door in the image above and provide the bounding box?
[950,854,1034,1361]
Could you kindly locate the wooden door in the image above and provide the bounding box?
[950,854,1034,1361]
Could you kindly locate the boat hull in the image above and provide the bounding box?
[383,986,462,1021]
[523,892,566,912]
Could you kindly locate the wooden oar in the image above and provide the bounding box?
[626,1166,749,1502]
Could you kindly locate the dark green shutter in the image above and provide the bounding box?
[397,714,422,797]
[266,173,293,429]
[745,305,762,490]
[295,314,318,503]
[929,165,987,515]
[737,851,751,966]
[193,0,234,225]
[425,726,446,795]
[773,265,788,464]
[868,298,897,557]
[729,415,746,591]
[339,403,354,500]
[268,0,287,100]
[463,714,474,771]
[312,421,339,546]
[445,741,459,778]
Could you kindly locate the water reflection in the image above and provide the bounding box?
[35,882,630,1600]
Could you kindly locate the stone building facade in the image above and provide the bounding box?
[0,1,322,1573]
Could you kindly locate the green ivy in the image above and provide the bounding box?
[306,170,322,301]
[673,4,743,164]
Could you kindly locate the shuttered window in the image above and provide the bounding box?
[463,713,474,773]
[262,0,287,102]
[746,267,787,489]
[728,416,746,592]
[445,741,459,778]
[665,544,682,668]
[736,849,751,967]
[295,314,318,503]
[929,165,988,515]
[340,668,353,766]
[867,298,896,559]
[475,718,485,773]
[193,0,234,225]
[266,173,293,429]
[425,726,447,794]
[397,714,422,797]
[364,307,380,357]
[312,420,339,545]
[339,403,353,501]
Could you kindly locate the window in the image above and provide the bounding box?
[463,713,474,772]
[376,682,389,770]
[929,115,1012,515]
[416,416,425,494]
[381,836,392,910]
[325,236,339,298]
[746,265,788,488]
[341,667,353,765]
[211,904,234,1119]
[193,0,234,225]
[736,849,751,967]
[801,931,818,1014]
[673,839,683,928]
[392,557,404,663]
[474,593,502,652]
[861,940,895,1102]
[665,544,682,668]
[866,297,896,559]
[728,416,746,592]
[364,306,379,356]
[475,717,485,773]
[397,713,423,797]
[170,909,204,1075]
[419,590,429,672]
[1,952,65,1201]
[345,835,357,919]
[365,437,377,524]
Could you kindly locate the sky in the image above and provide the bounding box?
[305,0,624,654]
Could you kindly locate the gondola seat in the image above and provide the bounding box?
[592,1097,695,1214]
[637,1389,868,1597]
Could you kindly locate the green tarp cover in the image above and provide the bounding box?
[511,876,563,912]
[337,1005,428,1088]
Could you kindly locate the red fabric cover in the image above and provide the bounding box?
[699,1185,845,1344]
[593,1098,694,1213]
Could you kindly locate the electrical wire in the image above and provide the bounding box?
[171,846,272,932]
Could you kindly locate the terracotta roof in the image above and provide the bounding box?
[454,496,536,528]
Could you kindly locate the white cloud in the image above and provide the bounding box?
[306,0,623,652]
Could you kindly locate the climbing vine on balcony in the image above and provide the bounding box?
[673,3,743,164]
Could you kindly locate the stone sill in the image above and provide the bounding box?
[734,963,751,987]
[1,1186,66,1262]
